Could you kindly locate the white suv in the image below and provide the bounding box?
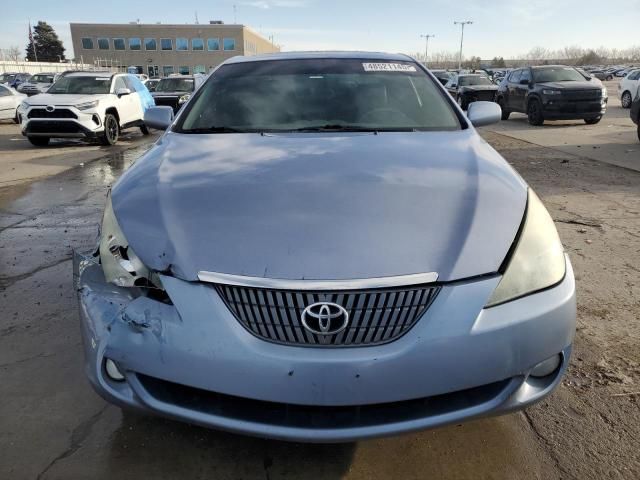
[619,69,640,108]
[18,72,155,147]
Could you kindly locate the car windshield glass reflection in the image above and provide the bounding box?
[533,67,586,83]
[177,59,460,133]
[459,76,493,86]
[31,75,54,83]
[155,78,194,92]
[48,77,112,94]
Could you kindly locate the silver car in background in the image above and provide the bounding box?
[74,52,575,442]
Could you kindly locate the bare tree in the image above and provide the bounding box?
[4,45,21,62]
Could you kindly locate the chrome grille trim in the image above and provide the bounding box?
[215,283,441,347]
[198,271,438,290]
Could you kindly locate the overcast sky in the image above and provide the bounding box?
[3,0,639,59]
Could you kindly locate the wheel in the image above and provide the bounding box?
[621,91,632,109]
[527,99,544,126]
[457,96,468,111]
[497,98,510,120]
[100,114,119,146]
[637,124,640,142]
[140,124,150,135]
[584,116,602,125]
[606,75,613,81]
[27,136,50,147]
[13,111,20,124]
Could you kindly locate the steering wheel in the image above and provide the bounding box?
[359,107,413,124]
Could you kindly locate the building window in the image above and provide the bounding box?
[113,38,125,50]
[161,38,173,50]
[207,38,220,51]
[223,38,236,51]
[176,38,188,51]
[178,66,190,75]
[129,38,141,50]
[192,38,204,51]
[162,65,174,76]
[147,65,158,77]
[193,65,206,74]
[97,38,110,50]
[144,38,156,50]
[81,38,94,49]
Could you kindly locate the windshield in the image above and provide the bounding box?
[31,74,54,83]
[155,78,194,92]
[48,76,112,94]
[533,67,586,83]
[177,59,460,133]
[0,74,16,83]
[459,76,493,86]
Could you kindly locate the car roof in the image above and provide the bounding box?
[65,71,113,78]
[224,51,414,64]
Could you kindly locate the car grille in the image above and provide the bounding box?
[26,121,84,134]
[216,283,441,347]
[153,96,179,110]
[562,89,602,102]
[28,108,77,119]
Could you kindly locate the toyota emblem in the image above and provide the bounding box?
[301,302,349,336]
[45,105,55,112]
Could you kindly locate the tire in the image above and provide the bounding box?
[100,113,119,146]
[13,111,20,124]
[140,124,150,135]
[27,136,50,147]
[637,124,640,143]
[527,99,544,126]
[584,116,602,125]
[621,91,632,109]
[606,75,613,81]
[497,98,510,120]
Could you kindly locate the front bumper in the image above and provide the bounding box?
[74,252,576,442]
[20,107,103,138]
[541,97,607,119]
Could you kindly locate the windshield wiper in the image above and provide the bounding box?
[181,126,247,133]
[290,124,417,132]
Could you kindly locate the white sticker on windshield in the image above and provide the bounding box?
[362,63,417,72]
[95,77,110,81]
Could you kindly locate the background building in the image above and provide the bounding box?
[70,22,279,77]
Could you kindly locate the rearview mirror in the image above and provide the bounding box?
[143,106,174,131]
[467,101,501,127]
[116,87,131,96]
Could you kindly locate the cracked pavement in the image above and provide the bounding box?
[1,100,639,478]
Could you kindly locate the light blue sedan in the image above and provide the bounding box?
[74,51,575,442]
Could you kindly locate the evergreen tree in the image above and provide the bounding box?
[25,21,65,62]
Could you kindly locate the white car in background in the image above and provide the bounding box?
[0,84,26,123]
[619,69,640,108]
[17,71,155,147]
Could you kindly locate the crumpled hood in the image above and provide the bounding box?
[26,93,108,105]
[112,130,527,282]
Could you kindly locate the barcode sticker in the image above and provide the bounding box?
[362,63,417,72]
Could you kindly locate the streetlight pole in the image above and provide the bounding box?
[420,34,435,67]
[454,21,473,71]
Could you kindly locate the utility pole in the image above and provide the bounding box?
[454,20,473,71]
[419,34,435,67]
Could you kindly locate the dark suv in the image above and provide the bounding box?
[151,74,205,112]
[496,66,607,125]
[631,88,640,141]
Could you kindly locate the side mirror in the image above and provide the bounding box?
[143,106,174,130]
[467,101,502,127]
[116,87,131,97]
[519,79,530,85]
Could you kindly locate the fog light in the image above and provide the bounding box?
[530,354,561,378]
[105,358,125,381]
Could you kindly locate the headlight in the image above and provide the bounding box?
[542,89,561,95]
[19,101,30,110]
[76,100,99,111]
[99,194,160,288]
[485,189,565,307]
[178,94,191,104]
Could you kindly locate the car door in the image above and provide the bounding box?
[513,68,531,111]
[506,70,522,111]
[113,76,137,125]
[0,85,16,120]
